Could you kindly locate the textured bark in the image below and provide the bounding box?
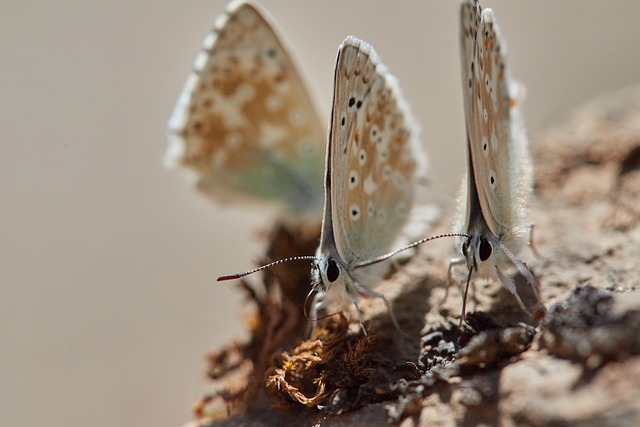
[185,86,640,427]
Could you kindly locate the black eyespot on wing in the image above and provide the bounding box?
[350,206,360,219]
[479,237,492,262]
[327,259,340,282]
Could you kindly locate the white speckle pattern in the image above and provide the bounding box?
[382,165,392,181]
[265,94,282,111]
[165,0,326,222]
[393,171,406,190]
[363,174,377,195]
[377,208,387,223]
[289,109,305,126]
[236,82,255,100]
[367,201,375,218]
[224,132,241,148]
[212,150,227,168]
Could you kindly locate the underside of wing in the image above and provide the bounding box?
[457,0,483,234]
[166,0,325,217]
[461,2,529,236]
[328,36,423,263]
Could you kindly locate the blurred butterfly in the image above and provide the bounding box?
[220,36,432,335]
[452,0,539,320]
[166,0,325,223]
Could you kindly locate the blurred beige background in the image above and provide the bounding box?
[1,1,639,425]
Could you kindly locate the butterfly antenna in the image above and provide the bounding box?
[217,255,317,281]
[353,233,470,269]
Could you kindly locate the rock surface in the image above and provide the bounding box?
[186,87,640,426]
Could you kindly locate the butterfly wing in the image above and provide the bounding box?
[166,0,325,220]
[456,0,482,236]
[459,1,531,242]
[326,36,423,265]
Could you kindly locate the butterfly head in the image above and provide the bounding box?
[312,252,344,294]
[307,249,360,328]
[462,230,496,275]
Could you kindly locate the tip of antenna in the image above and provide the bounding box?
[216,274,238,282]
[215,255,317,283]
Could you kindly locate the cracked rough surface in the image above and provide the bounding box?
[186,87,640,426]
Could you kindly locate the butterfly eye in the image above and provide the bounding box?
[326,259,340,282]
[478,237,492,262]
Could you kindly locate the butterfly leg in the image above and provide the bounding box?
[448,257,478,316]
[450,257,480,312]
[469,276,480,312]
[511,256,542,306]
[346,290,369,338]
[446,256,466,302]
[494,265,530,317]
[521,260,541,300]
[304,291,325,339]
[523,231,548,319]
[528,223,540,257]
[353,282,412,339]
[496,242,544,313]
[458,266,474,328]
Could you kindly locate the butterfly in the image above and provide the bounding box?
[166,0,326,223]
[220,36,429,335]
[452,0,539,319]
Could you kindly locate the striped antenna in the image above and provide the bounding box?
[217,255,317,281]
[353,233,470,269]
